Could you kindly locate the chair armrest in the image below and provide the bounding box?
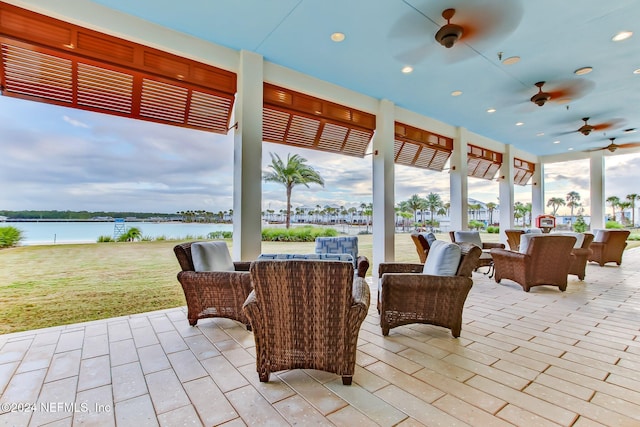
[490,248,526,262]
[176,270,252,297]
[351,277,371,309]
[242,290,260,327]
[233,261,251,272]
[483,242,505,250]
[380,273,473,299]
[378,262,424,277]
[356,256,370,278]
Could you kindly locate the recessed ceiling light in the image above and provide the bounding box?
[451,90,463,96]
[553,140,560,144]
[568,147,574,151]
[536,132,545,136]
[634,69,640,74]
[487,108,496,113]
[502,56,520,65]
[401,66,413,74]
[330,32,345,42]
[574,66,593,75]
[515,122,524,126]
[612,31,633,42]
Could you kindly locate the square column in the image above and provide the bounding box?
[531,163,544,220]
[498,144,515,233]
[232,50,263,261]
[590,151,605,230]
[449,127,468,230]
[372,99,395,273]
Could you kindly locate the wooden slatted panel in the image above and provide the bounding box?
[263,107,291,141]
[513,157,535,186]
[187,91,233,133]
[431,149,451,170]
[485,162,501,180]
[343,128,373,157]
[394,122,453,171]
[0,3,236,134]
[286,115,321,147]
[1,43,72,103]
[77,63,133,113]
[467,144,503,180]
[395,140,419,165]
[140,79,188,123]
[414,145,436,169]
[263,83,374,158]
[318,122,348,152]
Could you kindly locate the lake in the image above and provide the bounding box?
[6,221,233,245]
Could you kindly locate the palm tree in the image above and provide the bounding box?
[606,196,620,222]
[514,201,527,226]
[423,192,443,226]
[618,201,632,225]
[566,191,581,225]
[547,197,565,216]
[626,193,639,226]
[486,202,497,225]
[262,152,324,229]
[405,194,425,228]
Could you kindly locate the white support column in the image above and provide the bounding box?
[498,144,515,235]
[449,127,468,230]
[372,99,395,275]
[531,162,544,219]
[590,151,605,230]
[232,50,263,261]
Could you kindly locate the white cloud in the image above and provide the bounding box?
[63,115,90,128]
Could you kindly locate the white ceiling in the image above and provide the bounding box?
[77,0,640,157]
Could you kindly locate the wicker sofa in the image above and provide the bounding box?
[243,259,370,385]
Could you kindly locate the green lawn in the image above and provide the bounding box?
[1,231,636,334]
[0,234,422,334]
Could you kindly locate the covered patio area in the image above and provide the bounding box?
[2,249,639,426]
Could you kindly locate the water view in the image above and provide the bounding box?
[9,221,233,245]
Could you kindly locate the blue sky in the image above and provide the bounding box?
[1,95,638,216]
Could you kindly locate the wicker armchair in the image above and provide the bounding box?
[174,242,252,327]
[505,229,525,251]
[569,233,594,280]
[410,232,431,263]
[378,243,481,337]
[588,229,630,266]
[449,230,505,271]
[491,235,576,292]
[243,259,370,385]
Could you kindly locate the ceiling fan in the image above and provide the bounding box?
[587,137,640,153]
[434,9,463,48]
[528,80,593,107]
[557,117,625,136]
[389,1,523,64]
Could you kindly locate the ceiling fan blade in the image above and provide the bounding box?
[593,118,626,131]
[394,43,434,64]
[616,142,640,149]
[546,79,595,103]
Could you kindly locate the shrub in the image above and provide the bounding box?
[117,226,142,242]
[97,235,114,242]
[468,220,484,230]
[0,226,23,248]
[573,215,587,233]
[605,221,624,229]
[261,226,338,242]
[208,231,233,239]
[486,226,500,234]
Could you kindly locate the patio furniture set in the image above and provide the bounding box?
[173,229,629,385]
